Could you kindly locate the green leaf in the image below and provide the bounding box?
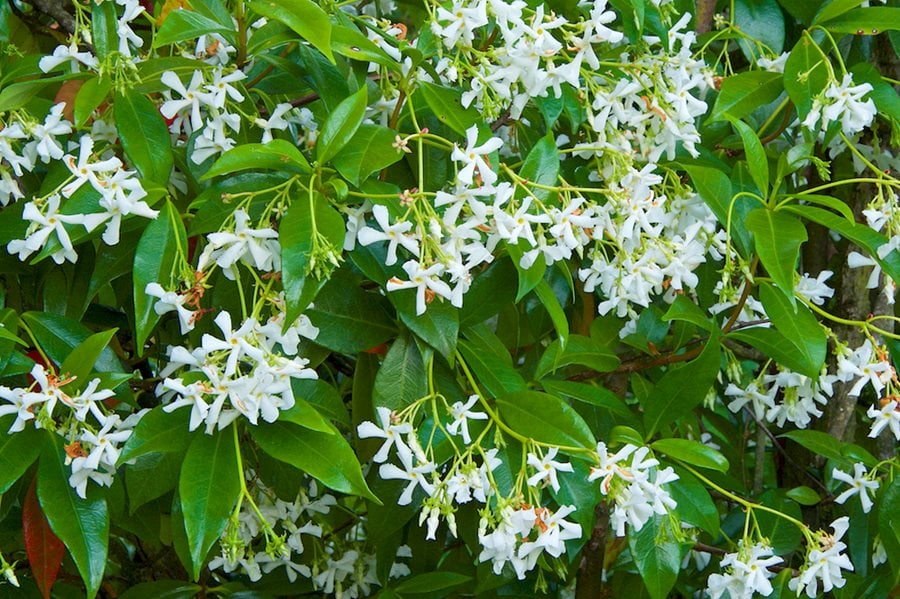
[38,433,109,598]
[248,0,334,62]
[652,438,729,472]
[119,581,203,599]
[59,328,118,391]
[306,270,396,354]
[459,257,517,327]
[91,0,118,60]
[508,242,547,301]
[293,379,351,427]
[393,572,473,593]
[728,327,821,378]
[125,452,181,514]
[755,490,803,554]
[201,140,311,180]
[250,421,379,502]
[391,291,459,360]
[280,194,345,323]
[74,76,112,128]
[728,117,770,196]
[814,0,871,24]
[518,135,559,202]
[710,71,784,122]
[820,8,900,34]
[278,398,335,434]
[779,429,851,463]
[331,19,398,70]
[662,295,715,332]
[745,208,806,303]
[373,333,427,411]
[786,486,821,506]
[541,380,642,431]
[417,82,480,136]
[850,62,900,123]
[734,0,786,58]
[155,10,236,47]
[783,36,830,119]
[681,164,752,256]
[115,90,174,187]
[317,87,368,164]
[333,124,403,185]
[179,428,241,581]
[643,335,721,439]
[118,407,193,464]
[20,312,122,373]
[496,391,595,450]
[458,339,526,398]
[759,281,826,376]
[0,418,40,493]
[133,201,187,352]
[534,279,569,348]
[534,334,619,379]
[879,477,900,582]
[669,466,720,535]
[629,515,681,599]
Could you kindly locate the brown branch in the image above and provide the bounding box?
[20,0,75,34]
[575,503,609,599]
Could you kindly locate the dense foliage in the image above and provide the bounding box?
[0,0,898,596]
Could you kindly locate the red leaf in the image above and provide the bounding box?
[23,477,64,599]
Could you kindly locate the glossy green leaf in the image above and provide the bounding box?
[651,438,729,472]
[734,0,786,57]
[459,257,517,327]
[814,0,871,24]
[535,334,619,379]
[728,327,820,378]
[417,82,480,136]
[331,18,398,70]
[38,433,109,598]
[629,515,681,599]
[280,194,345,323]
[307,271,395,354]
[133,201,187,352]
[119,581,203,599]
[201,140,311,180]
[91,0,118,60]
[779,429,854,464]
[248,0,334,62]
[293,379,351,427]
[373,333,427,411]
[820,8,900,34]
[669,466,720,534]
[74,76,112,128]
[518,134,559,202]
[115,90,174,187]
[728,117,769,196]
[710,71,784,122]
[59,328,118,391]
[155,10,236,47]
[496,391,595,449]
[759,281,826,376]
[878,477,900,581]
[643,335,721,439]
[278,398,335,434]
[541,380,642,431]
[745,208,806,303]
[125,452,182,514]
[756,490,803,554]
[333,124,403,185]
[681,164,752,256]
[118,407,193,464]
[250,421,379,502]
[317,87,368,164]
[661,295,715,332]
[391,291,459,361]
[179,428,241,581]
[20,312,122,373]
[0,417,40,493]
[458,338,526,397]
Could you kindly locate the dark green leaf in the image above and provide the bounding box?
[155,10,236,47]
[734,0,786,57]
[115,90,174,186]
[278,398,335,434]
[179,428,241,580]
[629,515,681,599]
[59,328,118,391]
[729,327,821,378]
[534,334,619,379]
[518,135,559,202]
[728,117,770,196]
[496,391,595,449]
[38,433,109,598]
[133,201,187,351]
[820,8,900,34]
[417,82,480,136]
[119,581,203,599]
[250,421,379,501]
[0,418,40,493]
[393,572,473,593]
[643,336,721,438]
[786,486,821,505]
[201,140,311,180]
[669,466,720,534]
[119,408,193,464]
[534,279,569,347]
[662,295,715,332]
[20,312,122,373]
[784,37,830,118]
[373,333,426,411]
[458,338,526,397]
[759,281,826,376]
[333,124,403,185]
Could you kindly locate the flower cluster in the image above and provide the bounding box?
[706,542,782,599]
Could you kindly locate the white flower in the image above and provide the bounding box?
[526,447,573,492]
[796,271,834,305]
[61,135,123,197]
[378,450,436,505]
[356,205,420,265]
[832,463,879,513]
[357,406,413,464]
[197,209,280,278]
[386,260,453,315]
[7,194,106,264]
[706,542,782,599]
[450,125,503,186]
[0,386,38,432]
[26,103,72,163]
[160,70,210,133]
[254,103,293,143]
[145,283,196,333]
[39,42,98,73]
[789,517,854,598]
[445,394,488,444]
[867,399,900,440]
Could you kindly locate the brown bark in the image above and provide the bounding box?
[575,503,609,599]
